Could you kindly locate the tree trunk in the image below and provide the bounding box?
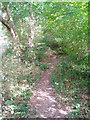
[4,6,19,42]
[0,5,21,58]
[0,15,15,39]
[28,4,34,47]
[0,8,16,40]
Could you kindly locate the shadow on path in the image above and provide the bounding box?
[30,56,69,118]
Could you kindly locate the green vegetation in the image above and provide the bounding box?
[50,56,88,118]
[0,1,88,119]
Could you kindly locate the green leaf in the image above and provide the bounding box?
[2,2,9,7]
[23,102,27,107]
[5,100,13,105]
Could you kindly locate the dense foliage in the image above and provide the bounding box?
[0,2,88,119]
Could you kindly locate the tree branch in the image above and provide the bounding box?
[0,16,10,32]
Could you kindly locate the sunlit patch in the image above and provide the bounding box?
[36,104,41,107]
[9,83,32,97]
[40,114,47,118]
[55,82,59,85]
[38,91,49,96]
[49,107,56,113]
[37,96,43,100]
[66,106,72,112]
[59,95,74,101]
[46,87,52,90]
[51,104,56,107]
[51,66,54,69]
[38,90,57,103]
[59,109,68,115]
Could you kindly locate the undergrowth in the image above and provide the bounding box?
[1,41,50,119]
[50,55,89,118]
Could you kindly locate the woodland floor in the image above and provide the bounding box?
[0,23,89,118]
[30,55,70,118]
[0,32,69,118]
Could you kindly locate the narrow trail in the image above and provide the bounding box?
[30,56,68,118]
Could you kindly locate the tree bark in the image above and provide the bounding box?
[4,6,19,42]
[0,5,21,58]
[28,4,34,47]
[0,16,15,39]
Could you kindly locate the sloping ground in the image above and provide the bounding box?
[30,55,70,118]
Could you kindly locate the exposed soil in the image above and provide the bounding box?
[30,55,69,118]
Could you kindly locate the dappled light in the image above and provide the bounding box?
[0,2,89,119]
[30,57,73,118]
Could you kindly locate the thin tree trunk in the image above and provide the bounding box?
[4,6,21,58]
[28,4,34,47]
[0,5,21,58]
[0,16,15,39]
[4,6,19,42]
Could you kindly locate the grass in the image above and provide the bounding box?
[50,55,88,118]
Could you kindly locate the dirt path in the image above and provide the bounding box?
[30,55,68,118]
